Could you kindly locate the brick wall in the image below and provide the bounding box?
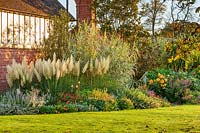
[0,48,40,91]
[75,0,92,22]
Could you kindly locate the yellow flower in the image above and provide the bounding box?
[160,79,165,84]
[156,78,160,82]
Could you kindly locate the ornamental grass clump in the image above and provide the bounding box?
[6,58,34,91]
[82,56,110,76]
[6,54,111,103]
[34,54,80,82]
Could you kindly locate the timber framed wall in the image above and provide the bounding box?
[0,9,49,91]
[0,9,51,47]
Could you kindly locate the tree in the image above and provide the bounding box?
[140,0,166,42]
[168,0,196,38]
[42,10,71,59]
[160,21,200,38]
[92,0,141,43]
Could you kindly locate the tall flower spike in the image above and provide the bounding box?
[82,61,89,73]
[68,55,74,72]
[89,58,93,73]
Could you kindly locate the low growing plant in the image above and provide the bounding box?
[0,88,45,115]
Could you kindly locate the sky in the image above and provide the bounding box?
[58,0,76,18]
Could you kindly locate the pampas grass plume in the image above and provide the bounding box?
[82,61,89,73]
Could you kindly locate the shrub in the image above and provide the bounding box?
[39,105,56,114]
[39,104,98,114]
[145,68,200,104]
[87,89,118,111]
[135,37,168,79]
[124,88,169,109]
[42,10,71,59]
[118,97,134,110]
[165,36,200,71]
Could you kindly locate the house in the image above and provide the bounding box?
[0,0,74,90]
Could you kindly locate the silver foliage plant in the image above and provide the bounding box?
[0,88,45,115]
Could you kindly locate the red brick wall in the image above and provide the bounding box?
[76,0,92,22]
[0,48,40,91]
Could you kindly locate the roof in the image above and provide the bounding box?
[0,0,73,18]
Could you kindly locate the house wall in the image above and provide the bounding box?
[0,48,40,91]
[0,10,50,47]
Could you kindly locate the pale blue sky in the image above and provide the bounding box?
[58,0,76,18]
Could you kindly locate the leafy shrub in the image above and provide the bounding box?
[135,37,168,79]
[39,104,98,114]
[191,66,200,79]
[42,10,71,59]
[39,105,56,114]
[124,88,169,109]
[165,36,200,71]
[87,89,118,111]
[118,97,134,110]
[148,73,168,96]
[42,20,138,92]
[145,68,200,104]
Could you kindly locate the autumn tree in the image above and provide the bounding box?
[92,0,142,43]
[168,0,196,38]
[140,0,166,42]
[160,21,200,37]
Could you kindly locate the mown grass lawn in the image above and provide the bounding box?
[0,105,200,133]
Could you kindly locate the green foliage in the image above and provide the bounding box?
[42,10,71,59]
[41,21,138,90]
[87,89,118,111]
[68,24,138,83]
[117,97,134,110]
[39,104,98,114]
[93,0,141,42]
[124,88,168,109]
[39,105,56,114]
[145,68,200,104]
[135,38,168,79]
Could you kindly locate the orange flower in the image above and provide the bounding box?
[148,79,154,85]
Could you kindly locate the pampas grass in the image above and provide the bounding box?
[6,54,111,89]
[6,57,34,88]
[83,56,111,76]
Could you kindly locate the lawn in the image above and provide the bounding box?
[0,105,200,133]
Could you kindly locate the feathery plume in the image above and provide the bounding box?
[82,61,89,73]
